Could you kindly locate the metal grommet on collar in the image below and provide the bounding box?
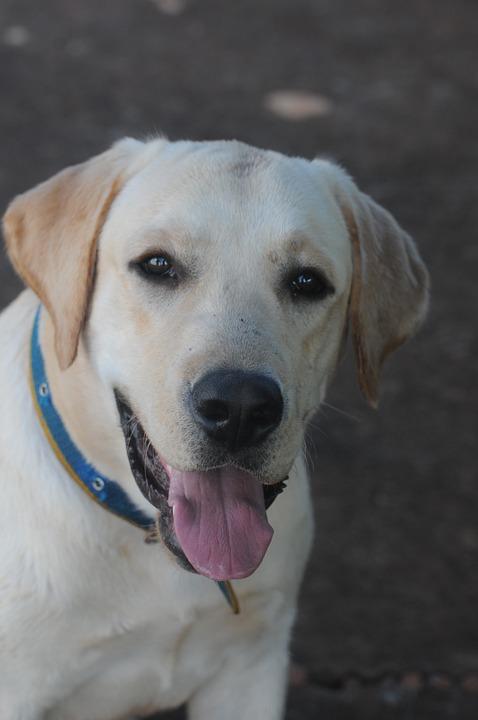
[92,477,105,492]
[39,382,49,397]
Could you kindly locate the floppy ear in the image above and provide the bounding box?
[3,138,147,370]
[320,162,429,407]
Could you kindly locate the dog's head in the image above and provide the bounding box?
[3,138,429,580]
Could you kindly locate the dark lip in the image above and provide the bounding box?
[114,389,287,574]
[115,390,195,572]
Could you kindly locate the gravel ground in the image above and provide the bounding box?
[1,0,477,717]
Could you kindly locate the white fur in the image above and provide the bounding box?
[0,295,312,720]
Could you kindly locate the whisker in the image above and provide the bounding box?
[142,434,151,484]
[321,401,359,423]
[126,418,140,454]
[306,416,330,441]
[303,433,316,473]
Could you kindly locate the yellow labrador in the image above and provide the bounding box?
[0,138,428,720]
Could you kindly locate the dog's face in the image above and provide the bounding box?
[90,143,351,481]
[3,138,429,581]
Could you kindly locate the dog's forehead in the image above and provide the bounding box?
[107,141,350,268]
[125,141,312,212]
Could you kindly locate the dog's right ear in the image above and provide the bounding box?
[3,138,153,370]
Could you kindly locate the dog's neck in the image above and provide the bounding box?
[40,311,137,489]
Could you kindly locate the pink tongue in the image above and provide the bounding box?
[166,465,273,581]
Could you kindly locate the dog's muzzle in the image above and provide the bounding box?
[115,390,287,581]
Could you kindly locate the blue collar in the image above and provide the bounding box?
[30,307,239,614]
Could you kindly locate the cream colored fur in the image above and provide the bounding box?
[0,138,428,720]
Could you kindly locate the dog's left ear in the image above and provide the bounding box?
[3,138,152,370]
[317,160,430,407]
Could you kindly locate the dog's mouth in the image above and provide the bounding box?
[115,392,286,581]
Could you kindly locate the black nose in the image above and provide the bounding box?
[190,370,283,452]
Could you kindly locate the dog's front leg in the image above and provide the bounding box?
[187,624,291,720]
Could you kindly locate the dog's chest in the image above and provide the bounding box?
[40,539,275,718]
[61,601,215,711]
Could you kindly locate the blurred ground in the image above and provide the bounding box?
[1,0,477,717]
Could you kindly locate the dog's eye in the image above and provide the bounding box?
[137,255,178,282]
[288,268,334,300]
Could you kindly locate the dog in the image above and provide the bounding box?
[0,137,429,720]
